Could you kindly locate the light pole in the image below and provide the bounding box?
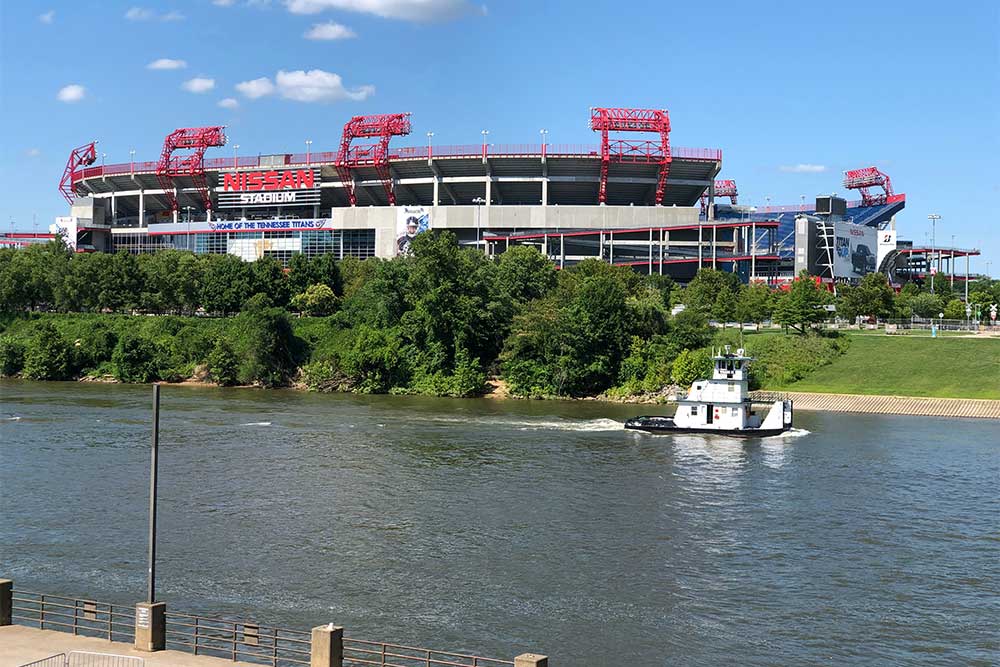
[130,148,136,173]
[233,144,240,170]
[147,384,160,604]
[305,139,312,165]
[800,194,806,211]
[540,128,548,157]
[426,131,434,158]
[481,129,489,158]
[928,214,941,294]
[101,152,107,169]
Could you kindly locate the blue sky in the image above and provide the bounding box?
[1,0,998,274]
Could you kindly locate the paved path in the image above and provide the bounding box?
[779,391,1000,419]
[0,626,259,667]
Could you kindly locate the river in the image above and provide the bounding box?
[1,380,997,666]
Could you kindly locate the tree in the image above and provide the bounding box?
[496,246,558,306]
[249,256,290,308]
[838,272,895,322]
[773,271,827,334]
[943,298,966,320]
[291,283,338,316]
[910,292,944,319]
[682,269,741,320]
[671,348,712,386]
[199,254,253,315]
[736,283,775,325]
[288,253,343,298]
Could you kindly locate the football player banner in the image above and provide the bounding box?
[396,206,431,256]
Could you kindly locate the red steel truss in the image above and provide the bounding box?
[589,107,672,204]
[59,142,98,204]
[700,179,738,214]
[156,126,227,212]
[843,166,893,207]
[335,113,412,205]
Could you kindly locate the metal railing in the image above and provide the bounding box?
[18,653,144,667]
[343,638,514,667]
[164,611,311,667]
[67,653,144,667]
[71,144,724,182]
[18,655,67,667]
[11,590,136,644]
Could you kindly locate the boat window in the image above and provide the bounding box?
[728,383,735,392]
[690,406,698,416]
[732,407,739,416]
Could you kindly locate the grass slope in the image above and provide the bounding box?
[783,335,1000,399]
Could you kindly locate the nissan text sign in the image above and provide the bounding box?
[216,168,321,208]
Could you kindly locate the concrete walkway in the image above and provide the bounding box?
[0,626,259,667]
[781,391,1000,419]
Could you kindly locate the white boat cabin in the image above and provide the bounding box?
[673,346,768,430]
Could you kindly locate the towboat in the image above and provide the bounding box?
[625,346,793,437]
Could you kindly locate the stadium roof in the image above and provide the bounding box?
[70,144,722,214]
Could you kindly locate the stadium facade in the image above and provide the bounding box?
[45,106,973,286]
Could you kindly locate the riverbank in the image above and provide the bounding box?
[763,391,1000,420]
[776,334,1000,399]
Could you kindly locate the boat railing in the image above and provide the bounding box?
[748,390,789,404]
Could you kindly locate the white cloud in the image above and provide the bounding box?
[304,21,356,40]
[218,97,240,109]
[26,148,41,157]
[125,7,184,21]
[147,58,187,70]
[284,0,477,21]
[236,77,276,98]
[39,10,55,24]
[213,0,237,5]
[276,69,374,102]
[57,84,86,103]
[125,7,155,20]
[779,164,827,174]
[182,77,216,93]
[236,69,374,103]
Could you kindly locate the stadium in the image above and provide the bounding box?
[35,106,979,285]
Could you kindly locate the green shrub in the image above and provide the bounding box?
[23,322,74,380]
[111,332,161,383]
[0,334,25,376]
[73,323,118,371]
[206,339,238,386]
[745,333,848,387]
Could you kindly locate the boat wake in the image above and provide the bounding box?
[241,421,272,427]
[2,416,21,422]
[414,415,623,432]
[763,427,811,439]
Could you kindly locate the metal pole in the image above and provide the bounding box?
[927,214,940,294]
[148,384,160,603]
[965,253,970,302]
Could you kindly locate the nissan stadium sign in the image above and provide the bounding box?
[217,168,321,208]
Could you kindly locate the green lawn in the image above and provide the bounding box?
[783,335,1000,399]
